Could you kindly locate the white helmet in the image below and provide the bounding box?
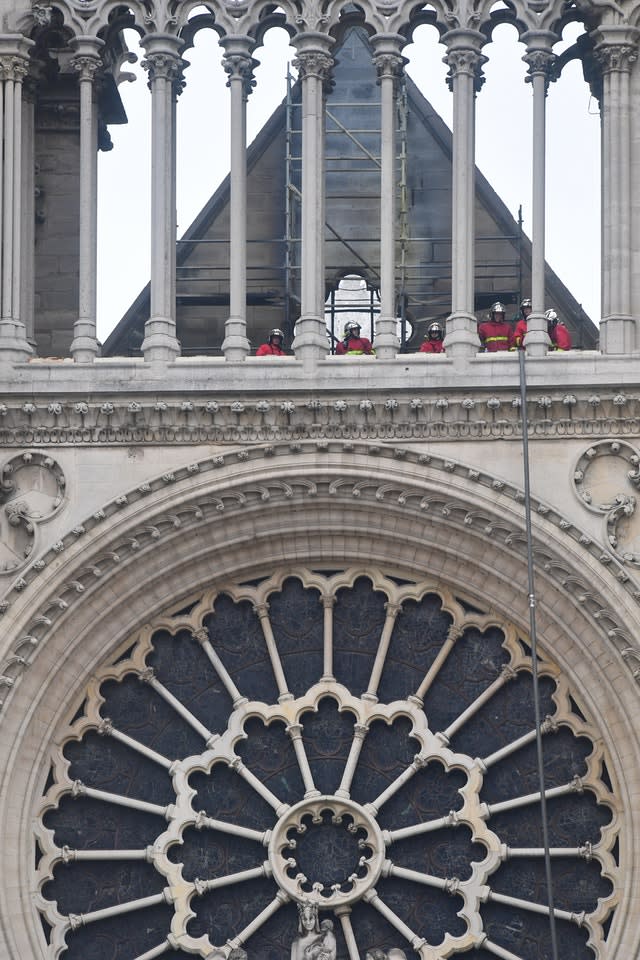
[426,321,444,340]
[490,301,506,318]
[520,298,532,309]
[545,309,558,325]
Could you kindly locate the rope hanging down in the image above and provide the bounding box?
[518,347,560,960]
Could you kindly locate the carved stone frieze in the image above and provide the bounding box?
[0,391,639,445]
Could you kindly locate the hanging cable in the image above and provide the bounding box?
[518,346,560,960]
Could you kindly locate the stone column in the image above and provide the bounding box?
[442,30,485,358]
[221,35,255,361]
[20,74,35,347]
[70,37,104,363]
[140,34,183,363]
[593,26,639,353]
[372,34,404,359]
[291,33,334,367]
[0,37,34,362]
[522,32,556,357]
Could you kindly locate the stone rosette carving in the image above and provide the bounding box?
[573,439,640,564]
[0,451,66,573]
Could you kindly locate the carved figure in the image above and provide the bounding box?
[228,949,248,960]
[291,901,320,960]
[304,918,336,960]
[365,949,387,960]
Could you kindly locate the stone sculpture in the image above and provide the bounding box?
[291,901,321,960]
[304,918,337,960]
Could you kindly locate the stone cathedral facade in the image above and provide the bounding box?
[1,0,640,958]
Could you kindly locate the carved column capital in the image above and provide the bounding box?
[222,52,256,96]
[70,54,102,82]
[443,30,487,93]
[371,32,406,93]
[140,34,185,96]
[523,48,557,90]
[221,35,257,99]
[0,36,34,82]
[593,27,640,75]
[142,50,185,96]
[1,57,29,82]
[294,50,334,82]
[69,35,105,82]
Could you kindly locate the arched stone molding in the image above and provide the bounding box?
[9,0,615,62]
[0,443,638,957]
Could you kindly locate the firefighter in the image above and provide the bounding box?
[336,320,374,355]
[419,321,445,354]
[546,309,572,350]
[513,298,532,349]
[478,301,513,352]
[256,328,286,356]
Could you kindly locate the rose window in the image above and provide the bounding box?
[36,570,618,960]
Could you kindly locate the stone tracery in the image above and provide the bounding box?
[35,569,617,959]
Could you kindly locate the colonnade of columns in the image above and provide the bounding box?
[0,21,638,364]
[0,36,34,362]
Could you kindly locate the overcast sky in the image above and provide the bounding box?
[96,21,599,342]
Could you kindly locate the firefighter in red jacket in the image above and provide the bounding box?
[256,328,286,356]
[546,309,572,350]
[419,321,445,353]
[336,321,374,355]
[513,298,532,348]
[478,301,513,352]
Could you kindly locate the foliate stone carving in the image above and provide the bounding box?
[0,452,65,573]
[0,389,639,444]
[573,439,640,564]
[0,55,29,82]
[372,50,405,95]
[594,42,638,74]
[444,47,487,92]
[293,51,334,84]
[70,54,102,81]
[141,51,185,95]
[523,48,557,88]
[222,52,257,97]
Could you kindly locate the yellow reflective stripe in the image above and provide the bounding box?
[484,336,509,342]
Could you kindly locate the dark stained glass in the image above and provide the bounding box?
[37,571,617,960]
